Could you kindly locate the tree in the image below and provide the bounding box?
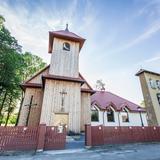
[21,52,46,81]
[95,79,106,91]
[0,15,46,126]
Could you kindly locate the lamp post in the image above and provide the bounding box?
[138,107,144,127]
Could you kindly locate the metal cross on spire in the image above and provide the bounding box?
[65,23,69,31]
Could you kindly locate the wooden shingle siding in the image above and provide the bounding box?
[49,38,79,78]
[18,88,43,126]
[40,79,81,133]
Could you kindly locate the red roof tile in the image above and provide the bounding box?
[91,91,146,112]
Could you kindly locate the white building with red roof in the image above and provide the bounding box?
[91,91,148,126]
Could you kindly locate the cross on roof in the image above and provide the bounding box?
[24,95,37,126]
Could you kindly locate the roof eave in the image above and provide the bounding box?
[48,32,85,53]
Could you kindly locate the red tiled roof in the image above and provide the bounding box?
[91,91,146,112]
[48,30,85,53]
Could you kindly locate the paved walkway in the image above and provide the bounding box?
[1,142,160,160]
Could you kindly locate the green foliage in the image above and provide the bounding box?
[0,15,47,126]
[22,52,46,81]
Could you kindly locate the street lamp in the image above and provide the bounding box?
[138,107,144,127]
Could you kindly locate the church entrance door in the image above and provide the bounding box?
[54,113,69,128]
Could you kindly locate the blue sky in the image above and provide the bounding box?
[0,0,160,105]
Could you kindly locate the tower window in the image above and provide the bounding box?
[149,79,156,89]
[63,42,70,51]
[156,80,160,89]
[157,93,160,105]
[107,108,115,122]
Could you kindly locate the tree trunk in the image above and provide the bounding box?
[0,87,3,96]
[0,91,7,115]
[15,90,24,126]
[0,91,7,124]
[5,96,12,127]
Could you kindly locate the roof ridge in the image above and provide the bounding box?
[52,30,84,39]
[135,69,160,76]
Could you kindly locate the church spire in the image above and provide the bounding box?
[65,23,69,32]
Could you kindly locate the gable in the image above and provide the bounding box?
[79,73,92,90]
[25,65,49,84]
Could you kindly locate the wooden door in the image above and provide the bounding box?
[54,113,69,127]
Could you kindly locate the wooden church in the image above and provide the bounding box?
[18,25,94,133]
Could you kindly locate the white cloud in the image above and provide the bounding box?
[111,20,160,54]
[0,0,82,63]
[145,55,160,63]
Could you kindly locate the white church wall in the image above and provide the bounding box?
[91,108,148,126]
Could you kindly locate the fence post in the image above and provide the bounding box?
[36,123,46,152]
[85,124,92,148]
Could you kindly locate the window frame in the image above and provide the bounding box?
[122,107,129,123]
[63,42,70,51]
[91,106,99,122]
[107,107,115,122]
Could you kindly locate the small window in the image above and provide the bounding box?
[122,108,129,122]
[107,108,115,122]
[149,79,156,89]
[63,42,70,51]
[156,80,160,89]
[157,93,160,106]
[91,110,99,122]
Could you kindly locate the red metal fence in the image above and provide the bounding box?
[85,125,160,147]
[0,126,38,151]
[44,126,66,150]
[0,124,66,152]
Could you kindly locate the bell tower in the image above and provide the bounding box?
[40,25,86,133]
[48,24,85,78]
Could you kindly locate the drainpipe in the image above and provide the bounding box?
[138,107,144,127]
[118,110,121,127]
[103,110,105,126]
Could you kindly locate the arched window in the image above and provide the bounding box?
[91,106,99,122]
[107,107,115,122]
[122,108,129,122]
[63,42,70,51]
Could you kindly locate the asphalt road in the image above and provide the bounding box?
[1,142,160,160]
